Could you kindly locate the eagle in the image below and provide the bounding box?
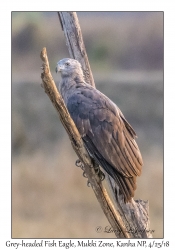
[55,58,143,203]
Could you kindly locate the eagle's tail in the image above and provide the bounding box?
[113,172,137,203]
[99,159,137,203]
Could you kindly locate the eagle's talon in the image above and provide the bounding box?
[87,180,91,187]
[94,166,105,181]
[75,159,81,167]
[99,171,105,181]
[83,171,88,178]
[94,166,100,175]
[75,159,84,169]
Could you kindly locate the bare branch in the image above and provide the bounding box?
[58,12,95,88]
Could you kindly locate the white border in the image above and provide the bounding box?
[1,1,175,248]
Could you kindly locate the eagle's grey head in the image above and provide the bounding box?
[55,58,83,78]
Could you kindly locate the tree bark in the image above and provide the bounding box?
[58,12,95,88]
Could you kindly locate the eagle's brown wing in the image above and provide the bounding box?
[67,84,143,202]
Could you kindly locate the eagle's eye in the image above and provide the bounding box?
[65,62,70,66]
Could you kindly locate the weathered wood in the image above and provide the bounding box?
[40,47,129,238]
[107,177,152,238]
[58,12,95,88]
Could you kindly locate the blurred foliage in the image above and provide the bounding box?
[12,12,163,238]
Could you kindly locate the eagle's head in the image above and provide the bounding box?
[55,58,83,78]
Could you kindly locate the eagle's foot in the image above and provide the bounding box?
[93,164,105,181]
[93,162,100,173]
[94,166,100,175]
[99,170,105,181]
[75,159,84,170]
[76,159,105,182]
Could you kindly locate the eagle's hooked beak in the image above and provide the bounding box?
[55,63,64,73]
[55,65,59,73]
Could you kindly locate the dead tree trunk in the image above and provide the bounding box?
[58,12,95,88]
[40,11,152,238]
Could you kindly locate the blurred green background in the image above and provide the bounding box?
[12,12,163,238]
